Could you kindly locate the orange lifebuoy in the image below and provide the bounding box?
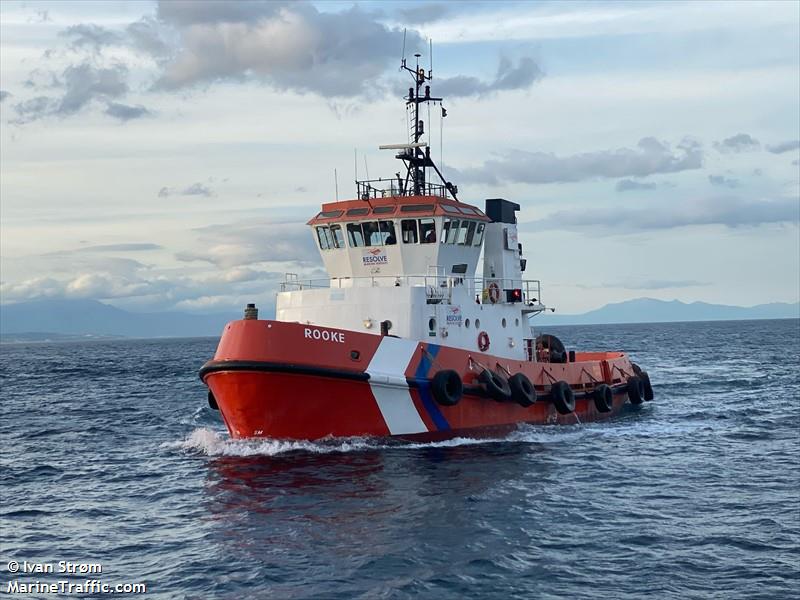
[488,282,501,304]
[478,331,490,352]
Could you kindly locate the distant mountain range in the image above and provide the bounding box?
[0,297,797,341]
[533,298,799,325]
[0,299,238,340]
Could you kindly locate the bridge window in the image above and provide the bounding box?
[373,206,396,215]
[420,219,436,243]
[401,219,418,244]
[455,220,470,244]
[330,224,344,248]
[346,208,370,216]
[443,218,460,244]
[346,223,365,247]
[379,220,397,245]
[474,222,485,246]
[464,221,477,245]
[317,224,345,249]
[362,221,382,246]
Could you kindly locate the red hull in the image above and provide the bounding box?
[201,320,644,441]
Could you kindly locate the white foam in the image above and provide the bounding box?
[165,413,695,458]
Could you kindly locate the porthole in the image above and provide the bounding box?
[515,318,520,326]
[428,317,436,331]
[502,318,507,328]
[465,318,471,328]
[475,318,481,328]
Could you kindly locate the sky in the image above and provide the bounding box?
[0,0,798,315]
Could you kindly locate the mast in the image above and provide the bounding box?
[358,46,458,202]
[399,52,457,200]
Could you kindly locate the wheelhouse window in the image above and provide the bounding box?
[444,218,460,244]
[419,218,436,243]
[316,226,333,250]
[330,224,344,248]
[463,221,477,245]
[347,221,397,247]
[362,221,380,246]
[474,222,485,246]
[346,223,365,247]
[401,219,418,244]
[379,220,396,245]
[455,220,470,245]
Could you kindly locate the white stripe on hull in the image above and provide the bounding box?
[366,337,427,435]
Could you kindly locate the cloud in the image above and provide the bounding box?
[708,174,740,188]
[157,0,287,25]
[615,179,658,192]
[12,63,133,123]
[104,102,152,121]
[435,57,542,98]
[59,24,122,52]
[158,182,214,197]
[0,90,10,102]
[396,3,451,25]
[713,133,760,153]
[153,2,420,97]
[523,195,799,233]
[766,140,800,154]
[125,17,174,58]
[77,243,163,252]
[454,137,703,185]
[175,219,319,268]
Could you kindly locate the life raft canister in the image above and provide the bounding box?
[431,370,463,406]
[477,331,490,352]
[486,282,501,304]
[550,380,576,414]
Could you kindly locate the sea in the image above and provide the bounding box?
[1,319,798,599]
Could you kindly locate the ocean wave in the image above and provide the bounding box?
[164,416,714,458]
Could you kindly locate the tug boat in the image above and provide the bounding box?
[199,53,654,441]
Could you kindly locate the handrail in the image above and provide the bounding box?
[280,273,543,306]
[356,178,449,200]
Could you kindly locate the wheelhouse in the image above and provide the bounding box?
[307,196,490,285]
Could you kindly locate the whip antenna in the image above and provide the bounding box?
[401,28,407,67]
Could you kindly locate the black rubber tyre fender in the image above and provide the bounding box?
[509,373,536,407]
[431,369,463,407]
[627,376,645,405]
[640,371,654,401]
[207,390,219,411]
[479,369,512,402]
[550,380,576,414]
[593,383,613,413]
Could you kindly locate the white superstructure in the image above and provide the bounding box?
[275,51,546,360]
[276,197,545,360]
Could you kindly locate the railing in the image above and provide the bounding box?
[356,178,449,200]
[280,273,543,308]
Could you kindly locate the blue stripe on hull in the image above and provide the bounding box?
[414,344,450,431]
